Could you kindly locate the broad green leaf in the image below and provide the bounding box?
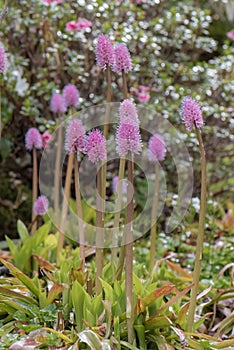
[140,284,175,313]
[5,236,17,258]
[17,219,29,242]
[46,282,65,306]
[120,341,140,350]
[0,259,39,298]
[134,325,146,349]
[144,315,171,329]
[71,280,90,331]
[0,286,37,305]
[78,330,102,350]
[157,284,193,313]
[133,273,144,296]
[100,279,113,302]
[0,321,15,337]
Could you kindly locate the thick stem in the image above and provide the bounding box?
[95,164,104,294]
[186,127,206,332]
[112,157,126,265]
[54,123,63,216]
[57,152,74,264]
[125,153,135,343]
[31,147,38,234]
[104,66,112,140]
[122,71,128,99]
[149,162,160,273]
[74,156,85,269]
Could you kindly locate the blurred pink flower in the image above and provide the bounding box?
[112,175,127,194]
[25,128,42,151]
[86,129,106,163]
[227,29,234,40]
[113,44,132,75]
[96,34,114,70]
[116,117,142,156]
[66,18,92,32]
[148,134,166,162]
[0,44,6,73]
[65,119,86,153]
[66,21,79,32]
[137,92,150,103]
[63,84,79,108]
[50,93,66,113]
[139,85,150,92]
[42,0,63,3]
[180,96,204,131]
[42,131,52,148]
[33,195,49,216]
[76,18,92,29]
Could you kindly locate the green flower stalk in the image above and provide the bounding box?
[86,129,107,294]
[25,128,42,234]
[50,93,67,215]
[57,119,86,265]
[116,117,142,342]
[148,134,166,273]
[180,96,206,332]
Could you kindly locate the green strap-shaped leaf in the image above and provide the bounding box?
[78,330,102,350]
[0,259,39,298]
[17,220,29,242]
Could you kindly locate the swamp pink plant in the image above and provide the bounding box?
[181,97,207,332]
[96,34,114,71]
[50,93,66,114]
[148,133,166,272]
[119,99,139,123]
[87,129,107,294]
[114,43,132,99]
[25,128,42,234]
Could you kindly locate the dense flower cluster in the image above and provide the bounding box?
[33,195,49,216]
[25,128,42,150]
[113,44,132,75]
[96,34,114,70]
[148,134,166,162]
[116,117,142,156]
[119,99,139,123]
[63,84,79,108]
[50,93,66,113]
[65,119,86,153]
[86,129,107,163]
[180,96,204,131]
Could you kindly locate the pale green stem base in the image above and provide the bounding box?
[57,152,74,265]
[149,162,160,273]
[74,156,85,269]
[125,153,135,343]
[186,127,206,332]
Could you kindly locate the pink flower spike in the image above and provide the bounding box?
[50,93,66,113]
[148,134,166,162]
[76,18,92,30]
[137,92,150,103]
[25,128,42,151]
[33,195,49,216]
[116,117,142,156]
[86,129,107,164]
[42,131,53,148]
[96,34,114,70]
[0,44,6,73]
[180,96,204,131]
[63,84,79,108]
[66,21,79,32]
[113,43,132,75]
[226,29,234,40]
[65,119,86,153]
[119,99,139,123]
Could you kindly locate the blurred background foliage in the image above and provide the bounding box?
[0,0,233,237]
